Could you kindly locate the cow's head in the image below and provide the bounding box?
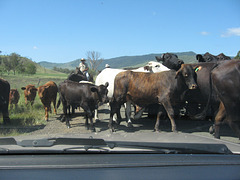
[21,85,38,96]
[175,64,198,90]
[145,61,170,73]
[37,85,50,100]
[217,53,231,61]
[91,82,109,103]
[155,53,184,71]
[9,89,19,99]
[196,52,218,62]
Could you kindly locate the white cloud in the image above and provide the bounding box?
[33,46,38,50]
[201,31,210,36]
[221,27,240,37]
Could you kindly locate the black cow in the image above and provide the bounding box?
[155,54,221,119]
[109,64,198,132]
[0,78,10,124]
[196,52,231,63]
[155,53,184,71]
[58,80,109,131]
[211,60,240,139]
[67,70,87,82]
[183,62,220,119]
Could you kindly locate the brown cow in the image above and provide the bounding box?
[21,85,38,106]
[9,89,20,109]
[37,81,58,121]
[109,64,198,132]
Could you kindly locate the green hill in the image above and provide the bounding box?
[38,51,197,71]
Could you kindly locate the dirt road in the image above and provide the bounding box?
[26,104,240,144]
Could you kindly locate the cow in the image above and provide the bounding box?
[21,84,38,106]
[217,53,231,61]
[211,60,240,139]
[58,80,109,131]
[155,53,184,71]
[108,64,198,132]
[155,54,222,119]
[9,89,20,109]
[0,78,10,124]
[196,52,231,63]
[94,61,170,123]
[37,81,58,121]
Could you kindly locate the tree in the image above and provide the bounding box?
[2,56,11,75]
[25,63,36,75]
[9,53,20,75]
[234,50,240,59]
[86,51,103,71]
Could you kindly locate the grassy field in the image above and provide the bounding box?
[0,72,67,136]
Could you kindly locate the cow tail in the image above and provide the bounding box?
[57,97,61,109]
[192,63,219,120]
[57,84,62,109]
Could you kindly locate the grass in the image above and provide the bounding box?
[0,72,66,137]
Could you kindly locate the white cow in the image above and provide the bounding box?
[94,61,170,125]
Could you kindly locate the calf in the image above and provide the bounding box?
[58,80,109,131]
[37,81,58,121]
[9,89,20,109]
[0,78,10,124]
[21,84,38,106]
[109,64,198,132]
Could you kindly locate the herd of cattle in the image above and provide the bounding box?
[0,52,239,140]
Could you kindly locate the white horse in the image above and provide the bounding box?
[94,61,170,125]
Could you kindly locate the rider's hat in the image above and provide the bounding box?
[81,58,86,61]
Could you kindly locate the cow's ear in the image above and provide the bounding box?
[105,82,109,87]
[21,87,26,90]
[175,70,181,79]
[196,54,203,61]
[90,87,98,92]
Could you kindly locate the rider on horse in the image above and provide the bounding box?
[79,58,90,80]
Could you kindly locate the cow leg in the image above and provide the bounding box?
[84,112,89,129]
[82,105,95,132]
[125,101,133,127]
[162,101,177,132]
[213,102,226,139]
[154,111,163,132]
[94,108,100,123]
[109,102,118,132]
[53,98,57,115]
[44,106,49,121]
[2,112,10,125]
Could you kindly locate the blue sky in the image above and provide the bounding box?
[0,0,239,63]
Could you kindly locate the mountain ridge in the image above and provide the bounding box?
[38,51,197,70]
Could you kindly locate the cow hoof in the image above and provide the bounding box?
[91,128,96,132]
[67,125,71,129]
[153,129,160,133]
[109,128,115,133]
[209,125,215,134]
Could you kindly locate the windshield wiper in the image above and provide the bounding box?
[0,137,232,154]
[106,141,233,154]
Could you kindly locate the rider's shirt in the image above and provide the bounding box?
[79,62,89,72]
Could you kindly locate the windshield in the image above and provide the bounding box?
[0,0,240,155]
